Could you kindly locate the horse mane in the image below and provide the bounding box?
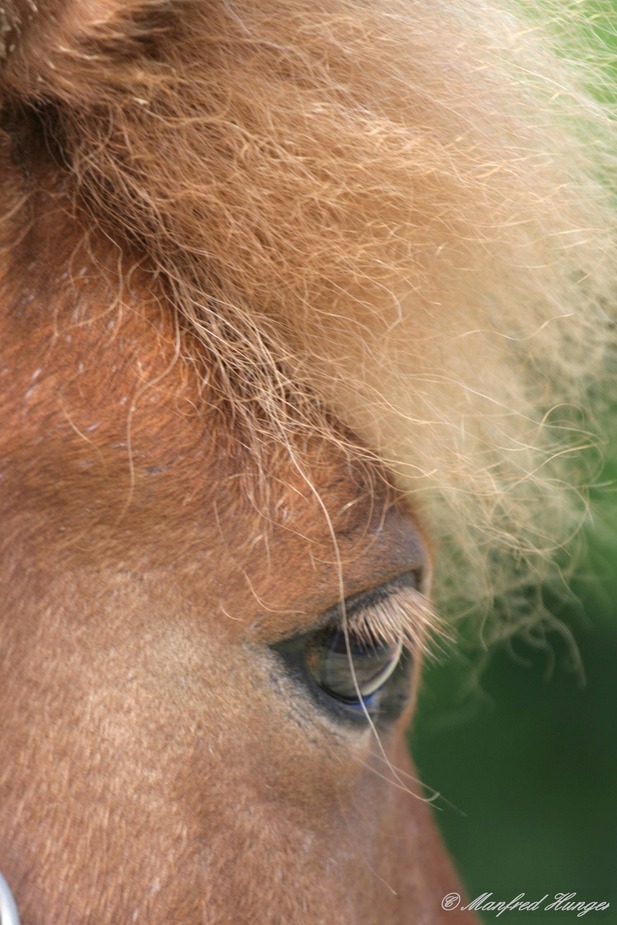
[1,0,616,626]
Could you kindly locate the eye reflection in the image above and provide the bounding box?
[305,624,404,704]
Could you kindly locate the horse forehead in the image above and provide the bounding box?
[0,264,424,641]
[0,148,399,560]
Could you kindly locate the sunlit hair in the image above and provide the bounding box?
[1,0,615,628]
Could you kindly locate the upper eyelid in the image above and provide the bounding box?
[327,572,421,624]
[341,572,421,615]
[265,573,435,647]
[344,582,440,654]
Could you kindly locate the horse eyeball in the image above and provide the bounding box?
[306,625,403,704]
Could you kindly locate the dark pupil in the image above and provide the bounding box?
[306,626,402,703]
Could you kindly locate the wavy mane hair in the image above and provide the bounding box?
[1,0,615,627]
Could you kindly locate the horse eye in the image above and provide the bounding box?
[305,625,403,705]
[272,578,421,724]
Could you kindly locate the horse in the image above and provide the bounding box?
[0,1,614,922]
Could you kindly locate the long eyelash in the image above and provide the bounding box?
[347,587,448,658]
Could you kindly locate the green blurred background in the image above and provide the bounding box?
[412,527,617,920]
[411,6,617,920]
